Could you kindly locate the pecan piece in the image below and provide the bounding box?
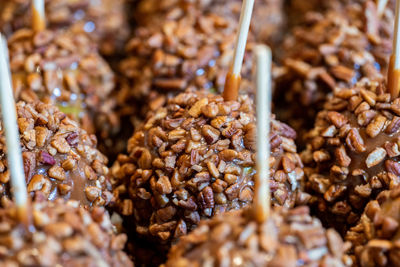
[386,116,400,134]
[366,115,386,138]
[335,145,351,167]
[65,132,79,146]
[202,125,220,144]
[366,147,387,168]
[198,186,214,210]
[48,165,66,181]
[330,65,355,83]
[38,151,56,165]
[346,129,366,153]
[327,111,348,128]
[385,160,400,176]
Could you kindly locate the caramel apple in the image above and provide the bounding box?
[111,90,308,245]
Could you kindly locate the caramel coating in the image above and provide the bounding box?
[302,79,400,229]
[111,90,308,245]
[0,101,112,207]
[166,206,347,267]
[0,198,133,266]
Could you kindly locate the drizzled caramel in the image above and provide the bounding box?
[388,55,400,100]
[223,72,241,101]
[35,154,96,207]
[32,6,45,32]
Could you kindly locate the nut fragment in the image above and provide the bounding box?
[85,186,102,202]
[27,174,50,195]
[346,129,366,153]
[51,137,71,154]
[48,166,66,181]
[366,148,387,168]
[188,98,208,118]
[366,115,387,138]
[62,159,76,171]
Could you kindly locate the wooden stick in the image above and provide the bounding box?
[32,0,46,32]
[0,34,29,224]
[377,0,389,17]
[388,0,400,99]
[253,44,272,223]
[222,0,255,101]
[1,37,10,77]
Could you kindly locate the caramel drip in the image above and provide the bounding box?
[42,155,92,207]
[32,7,45,32]
[387,55,400,100]
[223,72,241,101]
[68,159,92,206]
[26,135,94,207]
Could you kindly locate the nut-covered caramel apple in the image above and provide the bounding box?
[118,0,254,121]
[0,0,129,56]
[166,206,348,267]
[276,0,393,144]
[346,186,400,267]
[117,0,285,151]
[0,100,112,207]
[111,90,308,245]
[120,0,286,112]
[8,28,118,154]
[302,78,400,229]
[0,198,133,266]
